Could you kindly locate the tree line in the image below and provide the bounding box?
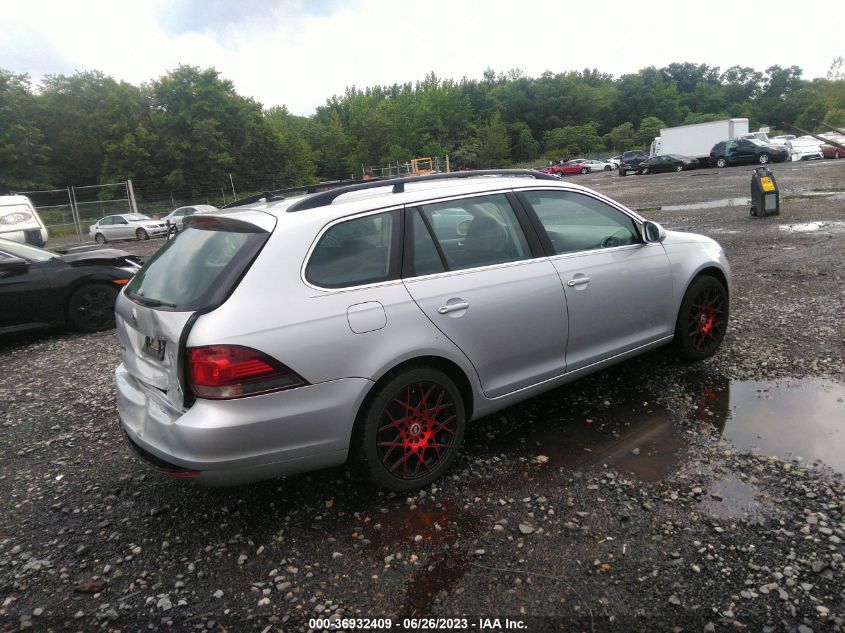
[2,60,843,204]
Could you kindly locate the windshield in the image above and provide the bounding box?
[126,214,152,222]
[748,139,768,147]
[0,239,57,262]
[125,225,269,311]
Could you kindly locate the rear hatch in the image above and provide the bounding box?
[115,211,275,411]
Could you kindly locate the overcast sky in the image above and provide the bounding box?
[4,0,842,115]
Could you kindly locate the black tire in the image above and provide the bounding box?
[359,368,466,491]
[757,153,769,165]
[619,169,627,177]
[94,233,106,244]
[674,165,683,172]
[640,167,649,175]
[580,167,589,174]
[715,157,727,168]
[604,165,611,171]
[675,275,729,361]
[67,284,119,332]
[136,228,149,240]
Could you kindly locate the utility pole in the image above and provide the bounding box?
[229,173,237,199]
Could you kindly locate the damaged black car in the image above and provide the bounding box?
[0,238,141,334]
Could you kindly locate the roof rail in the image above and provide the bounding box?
[220,177,388,209]
[285,169,559,212]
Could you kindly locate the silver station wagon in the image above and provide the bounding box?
[115,170,730,490]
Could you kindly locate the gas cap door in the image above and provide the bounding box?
[347,301,387,334]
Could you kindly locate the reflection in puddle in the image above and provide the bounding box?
[479,375,845,483]
[481,396,719,484]
[703,476,766,521]
[719,379,845,472]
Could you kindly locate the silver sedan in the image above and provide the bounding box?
[114,170,730,490]
[89,214,168,243]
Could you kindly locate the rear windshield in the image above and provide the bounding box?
[125,225,268,311]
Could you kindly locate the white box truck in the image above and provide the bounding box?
[650,118,750,162]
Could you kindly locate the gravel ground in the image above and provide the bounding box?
[1,160,844,632]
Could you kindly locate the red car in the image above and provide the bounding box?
[821,140,845,159]
[549,160,591,176]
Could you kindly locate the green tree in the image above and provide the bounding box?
[477,111,510,167]
[637,116,665,148]
[35,70,141,186]
[544,123,602,157]
[509,121,539,162]
[603,122,637,153]
[0,69,51,191]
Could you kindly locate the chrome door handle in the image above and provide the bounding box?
[567,277,590,287]
[438,301,469,314]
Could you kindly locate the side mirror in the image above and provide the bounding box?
[642,221,667,243]
[0,257,30,276]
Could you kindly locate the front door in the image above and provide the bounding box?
[402,193,569,399]
[518,189,675,371]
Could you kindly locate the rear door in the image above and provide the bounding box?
[402,193,569,399]
[518,189,674,372]
[116,213,275,412]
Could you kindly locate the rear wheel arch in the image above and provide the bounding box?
[349,356,474,489]
[355,356,475,431]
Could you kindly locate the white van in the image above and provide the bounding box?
[0,195,49,246]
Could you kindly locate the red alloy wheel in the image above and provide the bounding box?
[376,382,458,481]
[687,285,727,353]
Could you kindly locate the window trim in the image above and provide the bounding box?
[401,191,542,280]
[514,188,646,257]
[301,207,404,292]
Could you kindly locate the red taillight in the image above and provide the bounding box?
[187,345,307,399]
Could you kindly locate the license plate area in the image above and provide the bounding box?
[142,336,167,360]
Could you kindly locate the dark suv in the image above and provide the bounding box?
[710,139,789,168]
[619,150,649,176]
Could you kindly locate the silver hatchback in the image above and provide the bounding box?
[114,170,730,490]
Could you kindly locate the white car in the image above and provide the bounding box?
[162,205,217,231]
[786,139,824,161]
[581,159,615,172]
[89,214,168,244]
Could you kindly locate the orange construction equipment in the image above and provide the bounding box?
[410,157,435,176]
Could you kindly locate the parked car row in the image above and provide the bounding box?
[88,206,218,243]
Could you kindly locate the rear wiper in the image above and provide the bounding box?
[130,294,177,308]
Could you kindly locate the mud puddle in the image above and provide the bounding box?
[716,379,845,472]
[474,375,844,485]
[392,378,842,614]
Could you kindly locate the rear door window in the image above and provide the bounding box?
[305,211,398,288]
[416,194,531,271]
[522,190,640,254]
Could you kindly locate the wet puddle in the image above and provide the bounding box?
[390,377,843,614]
[477,376,845,483]
[778,221,845,233]
[638,197,751,212]
[702,476,767,521]
[718,379,845,471]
